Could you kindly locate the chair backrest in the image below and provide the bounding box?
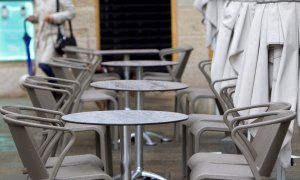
[223,102,291,130]
[47,59,97,98]
[22,76,76,115]
[2,114,71,179]
[160,46,193,82]
[0,105,65,162]
[197,60,232,114]
[51,54,101,88]
[198,60,212,84]
[209,77,237,114]
[219,84,236,111]
[231,110,295,179]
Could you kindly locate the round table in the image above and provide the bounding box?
[62,110,188,180]
[101,60,180,147]
[101,60,179,108]
[91,80,188,180]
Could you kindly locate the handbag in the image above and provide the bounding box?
[54,0,77,54]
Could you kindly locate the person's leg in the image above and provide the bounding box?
[39,63,55,77]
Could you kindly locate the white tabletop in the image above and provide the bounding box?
[91,80,188,92]
[101,60,178,67]
[62,110,188,126]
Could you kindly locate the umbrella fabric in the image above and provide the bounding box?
[211,1,256,92]
[234,2,300,168]
[194,0,224,51]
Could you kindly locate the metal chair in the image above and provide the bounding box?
[182,78,291,177]
[48,56,119,113]
[45,59,120,150]
[143,46,193,82]
[181,78,237,177]
[188,109,295,180]
[62,46,121,81]
[142,46,193,143]
[21,76,113,175]
[174,60,215,141]
[2,113,112,180]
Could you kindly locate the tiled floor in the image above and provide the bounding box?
[0,92,300,179]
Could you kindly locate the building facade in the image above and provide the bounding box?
[0,0,209,98]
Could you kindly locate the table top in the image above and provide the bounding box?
[101,60,178,67]
[94,49,160,55]
[91,80,188,92]
[62,110,188,126]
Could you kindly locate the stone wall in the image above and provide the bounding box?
[177,0,209,88]
[0,0,211,100]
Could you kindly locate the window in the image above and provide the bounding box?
[0,0,34,61]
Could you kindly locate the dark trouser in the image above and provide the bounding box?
[39,63,55,77]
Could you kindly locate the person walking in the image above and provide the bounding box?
[26,0,76,76]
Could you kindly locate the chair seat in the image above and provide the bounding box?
[53,162,111,180]
[187,153,247,169]
[81,89,117,102]
[92,73,120,81]
[190,162,253,180]
[46,154,104,169]
[182,114,223,127]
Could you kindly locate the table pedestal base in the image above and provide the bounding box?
[126,131,172,146]
[132,169,167,180]
[145,131,172,143]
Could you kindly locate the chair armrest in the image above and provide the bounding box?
[46,61,90,71]
[26,80,76,95]
[160,46,193,57]
[4,114,65,126]
[63,46,95,55]
[224,102,292,128]
[198,60,211,69]
[0,105,65,118]
[29,76,81,88]
[52,57,92,65]
[231,110,295,132]
[22,82,73,109]
[211,77,238,88]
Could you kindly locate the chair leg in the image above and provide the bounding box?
[174,122,181,142]
[185,98,190,115]
[186,166,191,180]
[182,125,187,177]
[189,98,198,114]
[93,127,113,176]
[95,132,101,158]
[187,131,195,179]
[194,133,201,154]
[175,92,188,142]
[104,127,113,176]
[98,127,113,176]
[187,130,194,166]
[112,126,119,150]
[108,99,119,150]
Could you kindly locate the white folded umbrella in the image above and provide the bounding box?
[211,1,256,92]
[234,2,300,168]
[194,0,224,50]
